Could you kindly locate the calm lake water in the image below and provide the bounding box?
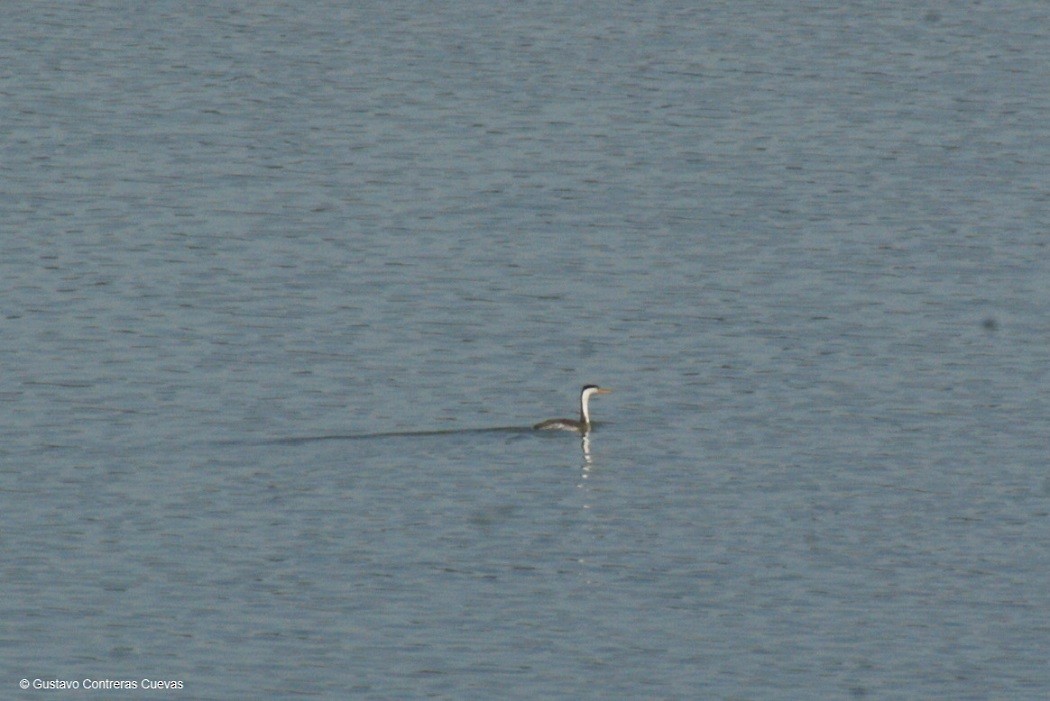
[3,2,1048,699]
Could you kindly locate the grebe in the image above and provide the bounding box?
[533,384,612,432]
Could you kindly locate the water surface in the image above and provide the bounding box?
[2,2,1048,699]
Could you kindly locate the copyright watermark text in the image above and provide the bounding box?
[19,678,183,691]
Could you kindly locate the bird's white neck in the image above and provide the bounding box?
[579,388,595,424]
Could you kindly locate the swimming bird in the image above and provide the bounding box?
[533,384,612,432]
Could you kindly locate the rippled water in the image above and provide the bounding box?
[3,2,1048,698]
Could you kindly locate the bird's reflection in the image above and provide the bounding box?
[574,430,600,588]
[577,431,593,487]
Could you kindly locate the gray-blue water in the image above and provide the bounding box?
[3,2,1048,699]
